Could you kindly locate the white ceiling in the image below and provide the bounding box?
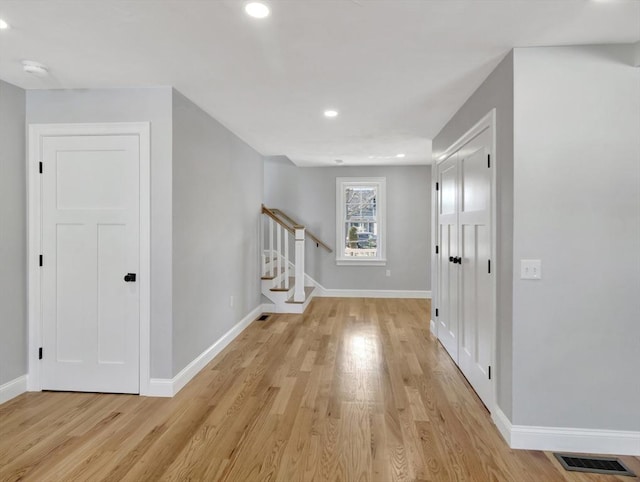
[0,1,638,166]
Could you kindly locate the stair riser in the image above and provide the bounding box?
[261,281,314,314]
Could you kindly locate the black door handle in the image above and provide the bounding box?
[124,273,137,282]
[449,256,454,263]
[456,257,462,264]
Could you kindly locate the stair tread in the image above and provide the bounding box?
[270,277,296,292]
[286,286,315,304]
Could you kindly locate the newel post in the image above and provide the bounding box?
[294,225,305,302]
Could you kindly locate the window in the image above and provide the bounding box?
[336,177,386,265]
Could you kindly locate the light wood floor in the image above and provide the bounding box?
[1,298,638,481]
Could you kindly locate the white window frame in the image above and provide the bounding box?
[336,177,387,266]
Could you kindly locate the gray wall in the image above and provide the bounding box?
[512,45,640,430]
[432,52,514,419]
[0,80,27,385]
[172,90,263,376]
[264,158,431,291]
[26,88,175,378]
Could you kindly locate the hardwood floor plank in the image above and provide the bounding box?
[274,405,314,481]
[1,297,637,482]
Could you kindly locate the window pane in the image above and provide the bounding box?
[344,221,378,258]
[345,186,377,223]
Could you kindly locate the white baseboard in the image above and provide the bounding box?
[146,303,271,398]
[493,405,513,446]
[304,273,431,299]
[318,289,431,299]
[0,375,27,405]
[145,378,173,397]
[493,406,640,456]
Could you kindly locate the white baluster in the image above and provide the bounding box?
[294,226,305,302]
[269,217,274,277]
[276,223,282,288]
[284,229,289,290]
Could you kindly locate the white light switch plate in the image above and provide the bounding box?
[521,259,542,280]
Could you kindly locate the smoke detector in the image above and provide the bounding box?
[23,60,49,76]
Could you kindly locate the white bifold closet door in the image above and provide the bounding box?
[437,128,493,410]
[437,154,460,361]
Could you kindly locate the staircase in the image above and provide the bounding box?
[261,205,332,314]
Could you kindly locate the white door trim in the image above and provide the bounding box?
[436,109,496,164]
[27,122,151,395]
[433,109,497,415]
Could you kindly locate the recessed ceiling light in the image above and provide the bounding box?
[324,110,339,118]
[23,60,49,76]
[396,153,406,158]
[245,2,270,18]
[0,19,9,30]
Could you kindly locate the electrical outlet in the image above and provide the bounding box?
[521,259,542,280]
[386,270,391,277]
[229,295,234,307]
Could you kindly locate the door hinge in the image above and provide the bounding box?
[488,259,491,274]
[435,245,439,254]
[435,182,439,191]
[435,308,439,317]
[39,162,43,174]
[39,347,43,360]
[488,366,492,380]
[39,255,43,267]
[487,154,491,168]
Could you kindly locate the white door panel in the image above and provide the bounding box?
[41,135,140,394]
[97,224,129,364]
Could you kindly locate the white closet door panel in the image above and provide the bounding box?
[458,129,493,409]
[439,223,460,360]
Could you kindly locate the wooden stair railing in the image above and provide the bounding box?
[267,207,333,253]
[261,205,332,305]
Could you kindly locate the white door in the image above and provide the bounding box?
[41,134,140,393]
[435,122,494,412]
[457,129,493,408]
[437,154,459,361]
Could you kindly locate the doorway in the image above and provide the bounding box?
[27,123,150,394]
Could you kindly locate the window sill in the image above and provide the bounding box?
[336,258,387,267]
